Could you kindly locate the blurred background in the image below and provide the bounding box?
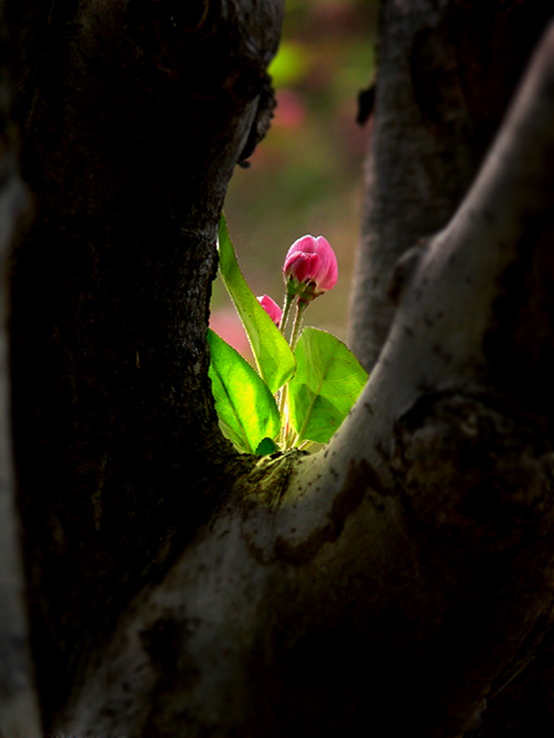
[210,0,378,358]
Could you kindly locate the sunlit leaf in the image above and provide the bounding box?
[218,215,296,394]
[288,327,368,445]
[208,329,280,454]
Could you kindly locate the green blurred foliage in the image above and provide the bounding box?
[211,0,377,352]
[269,41,309,88]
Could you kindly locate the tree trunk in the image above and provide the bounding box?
[2,1,554,737]
[2,0,284,728]
[0,10,41,736]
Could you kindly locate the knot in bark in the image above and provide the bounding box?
[392,393,554,548]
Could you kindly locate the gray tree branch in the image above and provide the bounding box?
[349,0,554,373]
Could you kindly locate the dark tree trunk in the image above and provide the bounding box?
[0,9,40,735]
[2,0,283,726]
[1,1,554,737]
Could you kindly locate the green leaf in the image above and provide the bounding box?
[217,215,296,394]
[208,330,281,454]
[255,437,279,456]
[288,327,368,445]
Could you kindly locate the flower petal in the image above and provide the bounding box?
[283,234,338,296]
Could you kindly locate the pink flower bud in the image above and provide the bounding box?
[283,235,338,301]
[257,294,283,327]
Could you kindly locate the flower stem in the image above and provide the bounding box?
[280,294,295,335]
[277,301,310,450]
[278,390,289,447]
[289,300,308,350]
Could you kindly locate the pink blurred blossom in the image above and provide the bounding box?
[283,235,338,302]
[257,294,283,327]
[274,90,307,129]
[209,308,251,359]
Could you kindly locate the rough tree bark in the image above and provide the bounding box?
[1,1,554,737]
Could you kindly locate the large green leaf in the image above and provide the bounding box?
[288,327,368,445]
[208,329,280,454]
[217,215,296,394]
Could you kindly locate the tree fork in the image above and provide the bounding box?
[3,1,554,736]
[55,20,554,738]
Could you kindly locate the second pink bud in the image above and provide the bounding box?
[257,294,283,327]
